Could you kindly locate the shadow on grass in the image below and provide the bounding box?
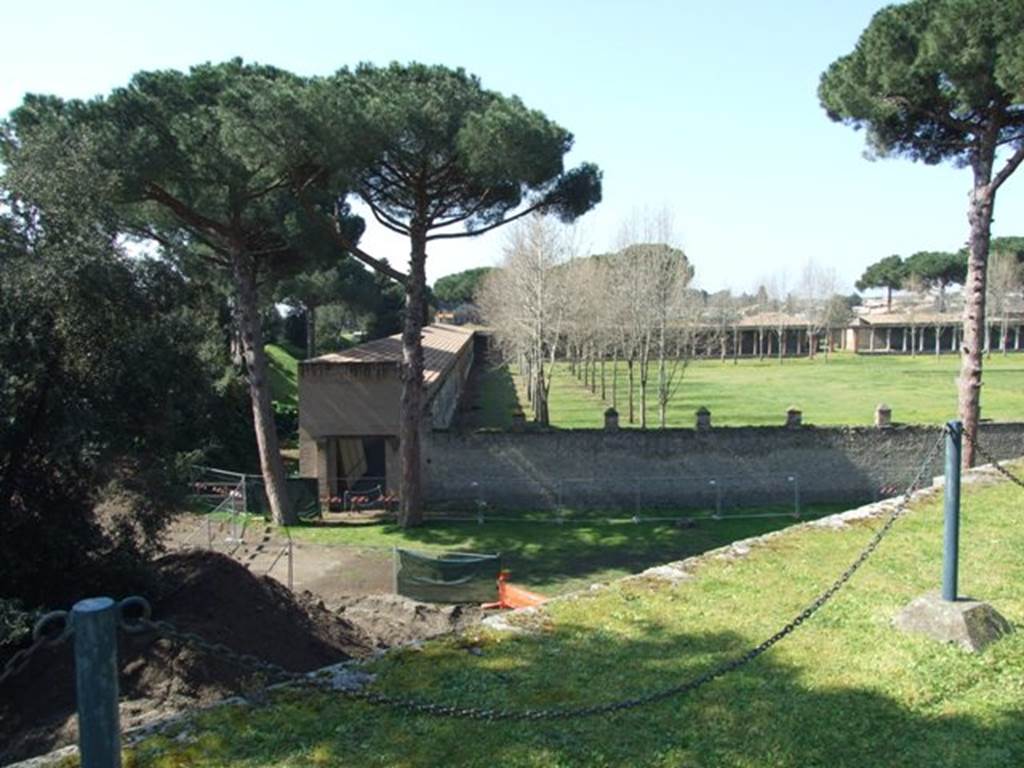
[459,362,521,430]
[136,619,1024,768]
[303,505,850,593]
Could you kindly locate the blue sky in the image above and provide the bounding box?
[3,1,1022,293]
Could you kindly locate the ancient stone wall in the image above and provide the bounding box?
[423,423,1024,511]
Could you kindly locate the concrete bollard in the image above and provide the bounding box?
[73,597,121,768]
[604,407,619,432]
[875,403,892,428]
[785,407,802,428]
[695,406,711,431]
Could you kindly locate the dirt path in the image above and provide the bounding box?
[164,514,397,605]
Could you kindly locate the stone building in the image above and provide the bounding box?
[298,323,475,501]
[845,313,1024,354]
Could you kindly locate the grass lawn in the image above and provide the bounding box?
[285,503,845,596]
[265,344,299,408]
[133,469,1024,767]
[475,354,1024,429]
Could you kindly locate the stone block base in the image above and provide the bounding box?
[893,592,1013,653]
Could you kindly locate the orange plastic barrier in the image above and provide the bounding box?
[483,570,548,610]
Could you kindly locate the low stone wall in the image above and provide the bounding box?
[423,423,1024,511]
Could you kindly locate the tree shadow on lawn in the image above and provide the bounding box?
[158,618,1024,768]
[367,509,846,593]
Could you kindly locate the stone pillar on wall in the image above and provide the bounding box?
[604,407,619,432]
[875,403,892,428]
[785,407,802,428]
[695,406,711,431]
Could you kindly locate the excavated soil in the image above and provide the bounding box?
[0,550,481,766]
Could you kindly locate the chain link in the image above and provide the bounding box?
[0,610,72,687]
[963,430,1024,491]
[6,431,945,720]
[134,430,946,721]
[120,605,301,685]
[333,430,947,720]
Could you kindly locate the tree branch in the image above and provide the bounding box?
[365,198,412,237]
[990,143,1024,192]
[297,193,408,285]
[144,182,234,240]
[426,199,546,241]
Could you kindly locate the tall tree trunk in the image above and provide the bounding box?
[305,304,317,359]
[627,358,635,424]
[959,158,996,468]
[611,350,618,409]
[886,286,892,311]
[600,356,606,401]
[399,228,428,527]
[535,359,549,426]
[658,323,667,428]
[639,347,649,430]
[231,252,294,526]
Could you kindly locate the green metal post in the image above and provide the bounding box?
[72,597,121,768]
[943,421,962,602]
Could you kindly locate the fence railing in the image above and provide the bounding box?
[183,466,295,588]
[424,472,805,520]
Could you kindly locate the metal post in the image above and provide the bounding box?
[943,420,962,602]
[72,597,121,768]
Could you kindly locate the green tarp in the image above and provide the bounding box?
[395,549,501,604]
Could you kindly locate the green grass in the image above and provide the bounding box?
[265,344,299,408]
[462,363,521,430]
[286,504,845,596]
[131,470,1024,767]
[506,353,1024,428]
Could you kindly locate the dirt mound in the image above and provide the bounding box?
[335,593,483,648]
[0,551,376,766]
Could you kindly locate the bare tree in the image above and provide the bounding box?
[798,260,840,359]
[477,216,573,426]
[986,248,1023,357]
[706,291,741,362]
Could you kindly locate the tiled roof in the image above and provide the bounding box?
[304,323,474,386]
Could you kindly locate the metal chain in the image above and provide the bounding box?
[124,430,946,721]
[118,598,300,685]
[0,610,72,687]
[338,429,947,720]
[963,430,1024,491]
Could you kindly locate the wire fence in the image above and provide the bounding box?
[7,425,1024,767]
[182,466,294,589]
[4,427,978,738]
[424,472,806,523]
[8,427,1016,768]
